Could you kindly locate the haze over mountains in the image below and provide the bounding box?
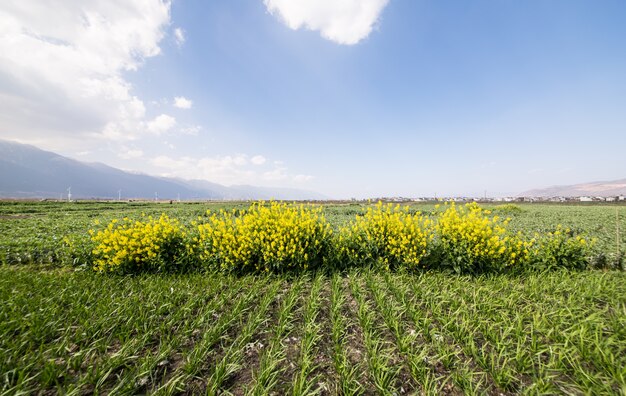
[520,180,626,198]
[0,140,328,200]
[1,140,624,200]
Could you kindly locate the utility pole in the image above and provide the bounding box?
[154,192,158,202]
[118,189,122,201]
[67,187,72,202]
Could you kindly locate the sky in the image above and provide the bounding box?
[1,0,625,198]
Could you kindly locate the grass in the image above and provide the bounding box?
[1,266,625,395]
[1,200,625,267]
[1,201,625,393]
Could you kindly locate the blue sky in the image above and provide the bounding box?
[1,1,625,198]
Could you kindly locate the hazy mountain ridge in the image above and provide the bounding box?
[520,179,626,197]
[0,140,328,200]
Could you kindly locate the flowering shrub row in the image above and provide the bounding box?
[435,203,532,274]
[337,203,433,271]
[90,214,193,273]
[194,202,333,273]
[86,202,595,274]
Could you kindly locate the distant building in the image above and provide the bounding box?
[579,196,593,202]
[548,196,567,202]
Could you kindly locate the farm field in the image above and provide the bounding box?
[1,201,625,394]
[1,200,625,267]
[2,267,626,395]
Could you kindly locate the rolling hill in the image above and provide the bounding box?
[520,179,626,197]
[0,140,327,200]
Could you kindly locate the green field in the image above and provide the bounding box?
[1,201,625,394]
[1,200,625,267]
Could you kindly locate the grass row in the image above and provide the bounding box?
[2,266,624,395]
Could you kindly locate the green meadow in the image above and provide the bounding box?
[1,201,625,394]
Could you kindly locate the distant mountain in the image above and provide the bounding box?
[0,140,328,200]
[520,179,626,197]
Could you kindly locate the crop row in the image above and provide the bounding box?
[83,201,594,275]
[2,201,624,270]
[1,267,624,395]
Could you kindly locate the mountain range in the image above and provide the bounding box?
[2,139,624,200]
[519,179,626,197]
[0,140,328,200]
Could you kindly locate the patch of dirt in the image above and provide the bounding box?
[0,214,32,219]
[183,281,277,394]
[182,305,248,394]
[398,280,513,396]
[226,291,282,395]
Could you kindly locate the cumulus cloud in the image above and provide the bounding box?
[264,0,389,45]
[173,27,185,46]
[147,114,176,135]
[293,174,314,182]
[119,147,144,159]
[179,125,202,136]
[0,1,172,147]
[173,96,193,109]
[263,167,288,181]
[251,155,267,165]
[151,154,253,185]
[150,154,312,186]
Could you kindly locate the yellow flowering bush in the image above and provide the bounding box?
[337,202,433,270]
[434,202,532,274]
[195,202,333,273]
[528,225,595,271]
[90,214,190,273]
[493,203,523,215]
[82,202,597,275]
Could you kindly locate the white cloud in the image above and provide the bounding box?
[173,96,192,109]
[180,125,202,135]
[0,1,172,147]
[293,174,314,182]
[173,27,185,46]
[149,154,311,186]
[251,155,267,165]
[119,147,144,159]
[151,154,253,185]
[263,167,288,181]
[151,155,187,170]
[264,0,389,45]
[147,114,176,135]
